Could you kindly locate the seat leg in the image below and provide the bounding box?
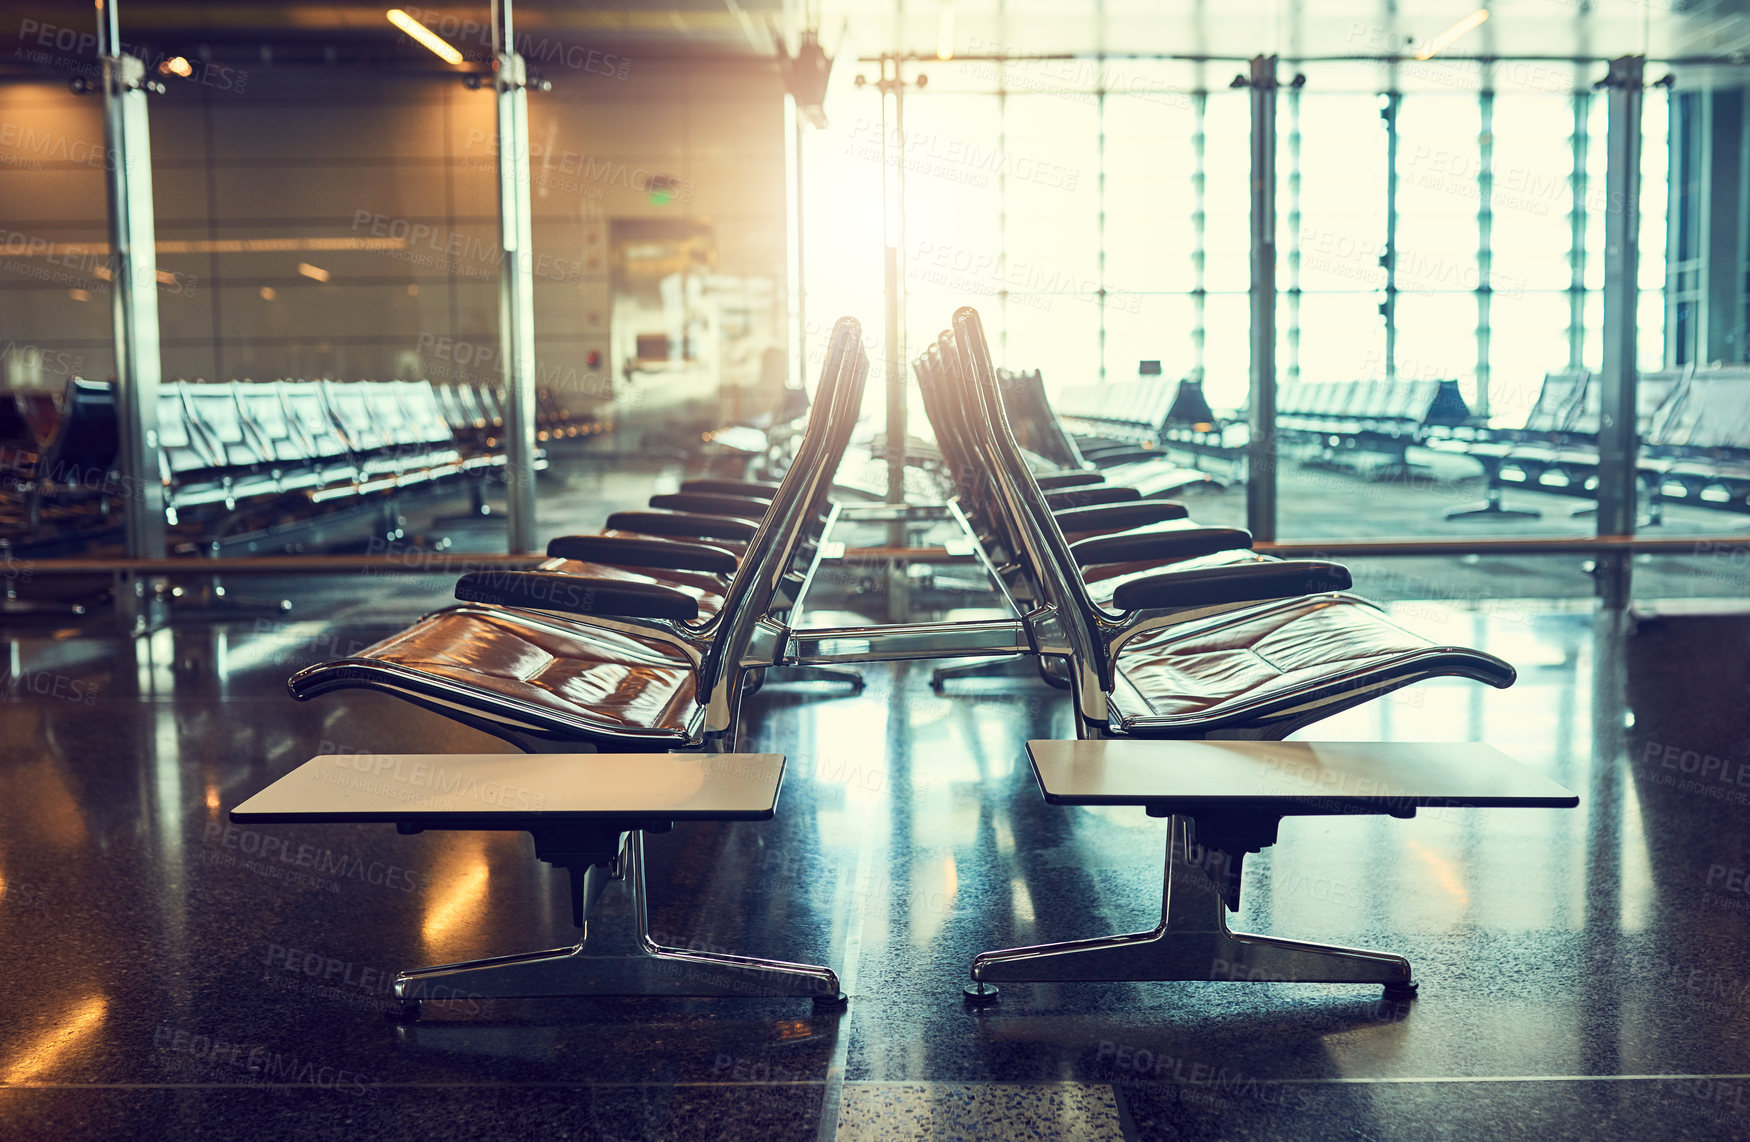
[929,655,1036,693]
[393,832,842,1012]
[1445,477,1541,521]
[968,817,1412,997]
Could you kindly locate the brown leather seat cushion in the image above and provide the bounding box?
[1082,548,1264,600]
[360,609,700,734]
[536,555,730,616]
[598,529,751,560]
[1113,596,1452,720]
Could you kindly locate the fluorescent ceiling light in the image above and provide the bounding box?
[297,262,331,282]
[1415,9,1489,61]
[387,8,463,65]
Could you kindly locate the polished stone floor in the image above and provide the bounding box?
[3,568,1750,1140]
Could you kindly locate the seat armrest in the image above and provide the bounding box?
[679,478,780,500]
[1088,447,1167,468]
[604,510,757,542]
[455,571,699,620]
[646,492,767,518]
[1045,485,1141,511]
[545,535,739,575]
[1071,526,1252,567]
[1110,560,1351,612]
[1054,501,1189,534]
[1035,471,1106,490]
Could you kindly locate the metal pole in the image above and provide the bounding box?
[492,0,538,554]
[1245,55,1279,543]
[792,99,808,388]
[876,55,911,622]
[1596,55,1644,607]
[1381,84,1399,379]
[1568,84,1590,370]
[881,56,908,509]
[1476,87,1494,418]
[96,0,167,632]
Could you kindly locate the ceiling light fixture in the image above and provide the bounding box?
[386,8,463,65]
[1415,9,1490,61]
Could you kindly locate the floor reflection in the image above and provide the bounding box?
[2,597,1748,1139]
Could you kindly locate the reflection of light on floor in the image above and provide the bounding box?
[1619,780,1654,933]
[911,852,959,946]
[422,856,490,946]
[18,759,89,849]
[774,1018,814,1042]
[1,995,107,1083]
[1405,840,1470,907]
[204,783,221,813]
[1010,876,1036,935]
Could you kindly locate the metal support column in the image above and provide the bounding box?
[1568,84,1591,370]
[867,55,922,621]
[877,56,909,510]
[1382,91,1400,378]
[492,0,539,554]
[1596,56,1645,607]
[788,96,808,387]
[96,0,167,632]
[1477,87,1494,419]
[1243,56,1280,542]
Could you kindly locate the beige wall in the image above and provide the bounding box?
[0,57,788,417]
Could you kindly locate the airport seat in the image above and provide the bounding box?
[936,305,1515,739]
[285,317,870,752]
[14,376,122,534]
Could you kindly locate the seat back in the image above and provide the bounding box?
[1020,371,1092,469]
[0,392,33,455]
[475,383,505,429]
[1522,371,1591,435]
[156,382,220,482]
[322,381,389,453]
[394,380,460,446]
[1675,366,1750,451]
[38,376,120,485]
[281,382,355,463]
[433,384,471,433]
[1164,378,1215,426]
[940,308,1112,719]
[1632,369,1688,439]
[1425,379,1472,428]
[693,317,868,724]
[182,382,263,470]
[19,390,61,446]
[236,382,313,465]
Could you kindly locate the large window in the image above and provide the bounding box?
[805,63,1672,421]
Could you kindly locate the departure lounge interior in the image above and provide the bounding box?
[2,2,1748,1139]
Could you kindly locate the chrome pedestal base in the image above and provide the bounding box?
[393,832,842,1017]
[969,817,1413,997]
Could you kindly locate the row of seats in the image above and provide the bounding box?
[239,309,1518,1013]
[995,368,1219,501]
[1122,376,1473,479]
[1436,365,1750,519]
[1056,375,1220,447]
[1276,378,1472,439]
[1,375,553,554]
[918,310,1513,738]
[285,320,867,750]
